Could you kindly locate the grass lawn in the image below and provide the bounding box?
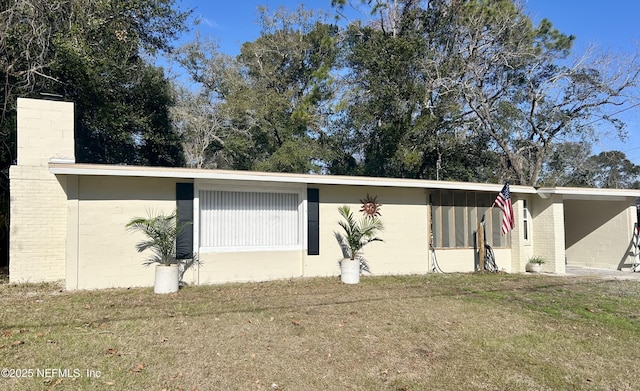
[1,272,639,390]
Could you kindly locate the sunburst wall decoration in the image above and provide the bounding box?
[360,194,382,218]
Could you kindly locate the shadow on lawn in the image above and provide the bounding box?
[2,274,634,330]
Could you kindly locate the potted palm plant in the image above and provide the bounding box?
[126,210,186,294]
[337,205,384,284]
[527,256,545,273]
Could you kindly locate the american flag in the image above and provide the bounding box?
[493,182,515,235]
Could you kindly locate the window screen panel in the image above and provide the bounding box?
[467,192,477,249]
[454,192,467,247]
[491,205,502,247]
[431,191,441,248]
[430,190,510,249]
[200,190,299,248]
[440,191,452,248]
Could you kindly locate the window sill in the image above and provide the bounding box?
[433,247,511,250]
[199,245,304,253]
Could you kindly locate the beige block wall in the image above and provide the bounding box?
[430,249,473,272]
[509,197,533,273]
[9,166,69,283]
[196,250,304,284]
[432,248,512,273]
[564,199,635,270]
[17,98,75,166]
[531,195,566,274]
[304,185,429,277]
[10,98,75,284]
[69,176,185,290]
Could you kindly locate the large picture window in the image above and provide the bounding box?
[199,189,301,251]
[431,190,509,249]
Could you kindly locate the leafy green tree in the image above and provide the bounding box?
[332,0,640,186]
[0,0,190,266]
[234,6,340,173]
[172,36,252,169]
[540,143,640,188]
[337,3,426,177]
[450,0,640,185]
[176,6,340,173]
[333,1,428,177]
[2,0,190,165]
[48,0,188,166]
[582,151,640,189]
[539,141,594,187]
[329,0,499,180]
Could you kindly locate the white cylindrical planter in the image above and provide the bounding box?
[340,259,360,284]
[154,264,179,294]
[527,263,542,273]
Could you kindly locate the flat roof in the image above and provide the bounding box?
[536,186,640,200]
[48,162,537,193]
[49,162,640,198]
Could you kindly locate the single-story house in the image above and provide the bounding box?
[10,98,640,289]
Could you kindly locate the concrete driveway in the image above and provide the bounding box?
[565,266,640,281]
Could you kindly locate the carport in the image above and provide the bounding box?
[538,188,640,271]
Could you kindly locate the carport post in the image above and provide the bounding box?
[477,221,485,272]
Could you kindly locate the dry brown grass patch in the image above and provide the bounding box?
[1,273,638,390]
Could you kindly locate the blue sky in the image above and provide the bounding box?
[173,0,640,162]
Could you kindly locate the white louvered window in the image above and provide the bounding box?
[199,190,300,250]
